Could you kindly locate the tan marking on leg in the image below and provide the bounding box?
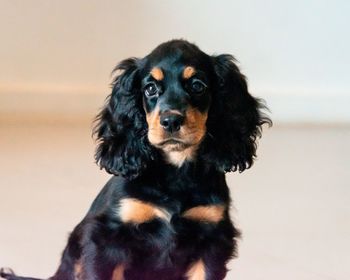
[111,265,125,280]
[186,259,206,280]
[119,198,171,224]
[183,66,196,79]
[150,67,164,81]
[74,261,82,280]
[182,205,225,223]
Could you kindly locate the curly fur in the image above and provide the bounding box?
[1,39,271,280]
[93,58,157,179]
[94,44,271,178]
[200,54,271,172]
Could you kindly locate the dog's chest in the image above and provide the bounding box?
[120,177,227,224]
[107,176,231,274]
[118,178,228,239]
[116,191,227,273]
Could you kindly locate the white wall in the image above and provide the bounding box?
[1,0,349,123]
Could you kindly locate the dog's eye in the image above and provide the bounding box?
[190,80,207,94]
[144,83,160,97]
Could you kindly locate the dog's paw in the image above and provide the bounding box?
[0,268,15,279]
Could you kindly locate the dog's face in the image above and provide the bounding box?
[140,43,214,165]
[94,40,271,178]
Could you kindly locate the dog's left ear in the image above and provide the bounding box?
[203,54,271,172]
[93,58,155,179]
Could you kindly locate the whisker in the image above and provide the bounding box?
[207,132,215,139]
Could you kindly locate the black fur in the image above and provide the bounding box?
[1,39,271,280]
[94,57,156,179]
[201,54,270,173]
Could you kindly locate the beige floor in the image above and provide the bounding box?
[0,121,349,279]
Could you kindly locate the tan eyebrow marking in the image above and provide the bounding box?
[119,198,171,224]
[182,204,225,223]
[150,67,164,81]
[183,66,196,79]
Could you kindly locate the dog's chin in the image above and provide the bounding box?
[149,137,204,167]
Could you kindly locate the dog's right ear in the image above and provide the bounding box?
[202,54,271,173]
[93,58,155,179]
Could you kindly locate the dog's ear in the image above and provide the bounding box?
[203,54,271,173]
[93,58,155,179]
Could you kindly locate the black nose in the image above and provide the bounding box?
[160,113,185,133]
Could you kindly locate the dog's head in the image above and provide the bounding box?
[94,40,271,179]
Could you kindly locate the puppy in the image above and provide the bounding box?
[1,39,271,280]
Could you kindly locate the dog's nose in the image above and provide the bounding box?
[160,113,185,133]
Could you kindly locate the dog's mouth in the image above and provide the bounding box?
[156,138,193,149]
[158,139,183,145]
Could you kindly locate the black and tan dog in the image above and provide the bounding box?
[1,39,271,280]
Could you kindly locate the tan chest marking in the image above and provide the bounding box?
[182,204,225,223]
[119,198,171,224]
[186,259,206,280]
[111,265,125,280]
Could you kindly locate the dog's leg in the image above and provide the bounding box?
[179,204,239,280]
[50,248,78,280]
[186,237,236,280]
[71,227,127,280]
[185,259,206,280]
[184,258,228,280]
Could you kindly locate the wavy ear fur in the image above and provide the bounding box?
[203,54,271,173]
[93,58,155,179]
